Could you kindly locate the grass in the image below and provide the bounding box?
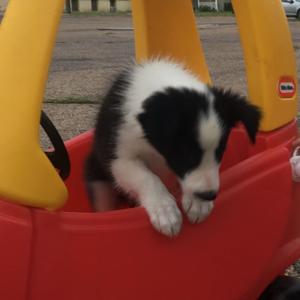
[194,11,234,16]
[67,10,300,19]
[45,96,98,104]
[65,11,234,17]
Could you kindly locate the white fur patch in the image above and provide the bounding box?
[115,59,211,158]
[181,106,222,196]
[111,158,182,236]
[110,59,218,236]
[125,59,208,116]
[199,108,222,152]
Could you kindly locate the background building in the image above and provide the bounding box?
[65,0,131,13]
[0,0,232,13]
[193,0,232,11]
[65,0,231,13]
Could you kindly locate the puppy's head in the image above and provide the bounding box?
[137,86,261,201]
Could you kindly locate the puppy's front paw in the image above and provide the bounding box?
[147,199,182,237]
[182,195,214,224]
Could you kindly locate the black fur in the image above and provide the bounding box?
[259,276,300,300]
[137,88,209,178]
[137,86,261,178]
[211,87,262,144]
[85,67,262,207]
[84,71,130,183]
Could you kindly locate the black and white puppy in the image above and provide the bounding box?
[85,59,261,237]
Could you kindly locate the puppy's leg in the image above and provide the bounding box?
[87,181,118,211]
[85,151,120,211]
[112,158,182,237]
[182,194,214,224]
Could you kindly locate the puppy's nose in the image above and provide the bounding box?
[193,191,217,201]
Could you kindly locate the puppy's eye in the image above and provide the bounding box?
[167,145,203,178]
[185,149,202,169]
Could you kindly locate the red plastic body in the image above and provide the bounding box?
[1,121,300,300]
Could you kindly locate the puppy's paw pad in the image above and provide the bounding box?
[149,203,182,237]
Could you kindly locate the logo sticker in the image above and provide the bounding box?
[278,76,296,98]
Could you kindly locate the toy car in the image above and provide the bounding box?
[0,0,299,299]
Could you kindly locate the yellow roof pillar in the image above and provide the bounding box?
[232,0,298,131]
[132,0,211,83]
[0,0,68,209]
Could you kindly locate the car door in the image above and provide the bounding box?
[282,0,295,15]
[296,0,300,15]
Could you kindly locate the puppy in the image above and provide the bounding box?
[85,59,261,237]
[258,276,300,299]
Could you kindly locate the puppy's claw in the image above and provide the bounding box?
[183,195,214,224]
[148,202,182,237]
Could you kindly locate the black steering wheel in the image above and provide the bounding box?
[40,111,71,180]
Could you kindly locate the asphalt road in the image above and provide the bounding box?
[41,15,300,143]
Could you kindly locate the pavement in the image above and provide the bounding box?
[42,15,300,143]
[17,14,300,278]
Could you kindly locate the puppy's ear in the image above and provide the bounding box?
[211,87,262,143]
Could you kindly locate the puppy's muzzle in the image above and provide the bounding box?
[193,191,218,201]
